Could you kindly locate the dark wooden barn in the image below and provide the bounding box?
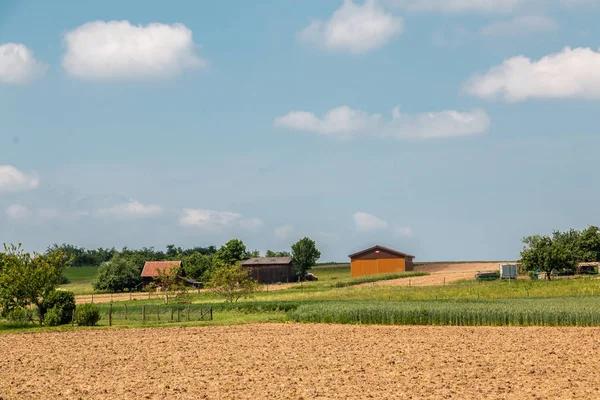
[240,257,296,284]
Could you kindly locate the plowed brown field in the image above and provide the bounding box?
[1,323,599,399]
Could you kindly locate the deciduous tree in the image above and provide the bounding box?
[207,263,260,303]
[0,244,68,324]
[291,237,321,281]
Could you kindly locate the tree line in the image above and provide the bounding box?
[53,238,319,293]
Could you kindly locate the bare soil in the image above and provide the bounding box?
[1,324,599,399]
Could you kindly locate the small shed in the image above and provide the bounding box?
[141,261,183,288]
[348,245,415,277]
[240,257,296,284]
[576,262,600,275]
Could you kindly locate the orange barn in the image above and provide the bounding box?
[348,245,415,277]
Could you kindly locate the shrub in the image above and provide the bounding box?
[74,303,100,326]
[44,306,62,327]
[43,290,76,324]
[6,307,35,324]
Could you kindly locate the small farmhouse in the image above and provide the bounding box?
[240,257,296,284]
[348,245,415,277]
[140,260,201,289]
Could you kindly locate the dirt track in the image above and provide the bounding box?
[1,323,599,399]
[358,262,509,288]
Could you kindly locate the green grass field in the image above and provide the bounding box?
[60,266,99,295]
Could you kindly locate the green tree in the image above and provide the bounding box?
[182,252,213,281]
[0,244,68,325]
[246,249,260,258]
[93,255,142,292]
[520,233,577,280]
[213,239,248,267]
[42,290,76,325]
[265,250,291,257]
[149,263,188,304]
[291,237,321,281]
[207,263,260,303]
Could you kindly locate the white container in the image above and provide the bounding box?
[499,264,518,279]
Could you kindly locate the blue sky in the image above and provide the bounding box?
[2,0,600,262]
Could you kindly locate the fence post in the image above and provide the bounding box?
[124,304,128,320]
[71,309,75,326]
[142,305,145,325]
[177,307,180,322]
[148,291,151,299]
[91,294,94,303]
[171,307,174,321]
[130,291,132,301]
[210,306,213,321]
[111,293,113,303]
[109,304,112,327]
[157,305,160,322]
[187,304,190,321]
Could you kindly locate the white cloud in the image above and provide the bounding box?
[275,106,490,140]
[275,224,294,240]
[480,15,558,37]
[298,0,403,54]
[353,212,388,232]
[384,0,532,13]
[395,226,414,238]
[6,204,31,220]
[179,208,262,232]
[464,47,600,101]
[0,165,40,192]
[0,43,47,85]
[63,20,207,80]
[96,199,163,219]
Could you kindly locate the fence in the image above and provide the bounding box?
[98,304,213,326]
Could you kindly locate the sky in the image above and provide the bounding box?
[2,0,600,262]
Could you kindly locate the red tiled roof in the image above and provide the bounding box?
[141,261,182,277]
[348,245,415,260]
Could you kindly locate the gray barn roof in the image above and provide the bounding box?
[240,257,292,266]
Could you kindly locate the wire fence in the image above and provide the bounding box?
[98,304,213,326]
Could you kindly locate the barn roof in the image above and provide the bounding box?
[348,245,414,260]
[240,257,292,266]
[141,261,182,277]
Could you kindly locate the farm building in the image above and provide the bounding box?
[348,245,415,277]
[576,262,600,275]
[240,257,296,284]
[140,261,202,289]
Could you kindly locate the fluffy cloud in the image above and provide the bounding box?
[6,204,31,220]
[96,199,163,219]
[0,43,47,85]
[464,47,600,101]
[275,224,294,240]
[63,21,207,80]
[480,15,558,37]
[274,106,490,140]
[353,212,388,232]
[298,0,403,54]
[0,165,40,192]
[179,209,263,232]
